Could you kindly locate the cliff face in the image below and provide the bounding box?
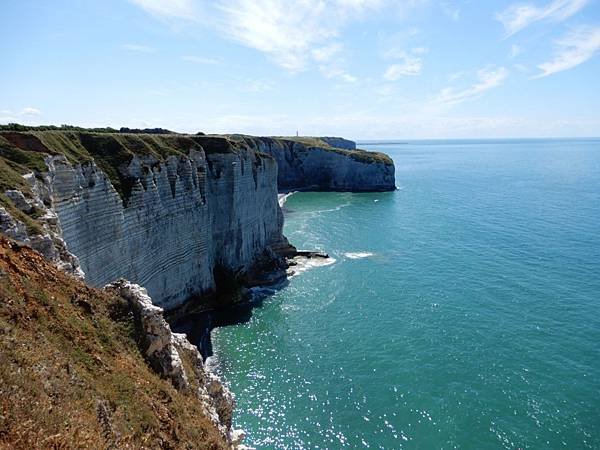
[50,151,281,309]
[0,128,396,446]
[1,132,285,310]
[319,136,356,150]
[235,136,396,192]
[0,130,395,310]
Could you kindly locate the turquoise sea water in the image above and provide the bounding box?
[212,139,600,449]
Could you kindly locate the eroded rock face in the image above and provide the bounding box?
[1,184,83,278]
[242,137,396,192]
[48,146,284,309]
[107,280,189,389]
[0,207,29,242]
[105,280,242,446]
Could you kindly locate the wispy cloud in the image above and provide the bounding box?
[319,65,358,83]
[215,0,384,71]
[244,79,274,92]
[312,43,344,63]
[129,0,391,74]
[496,0,589,37]
[122,43,155,53]
[535,25,600,77]
[440,1,460,21]
[182,55,220,64]
[128,0,199,20]
[311,42,357,82]
[383,55,423,80]
[21,107,41,116]
[0,107,42,123]
[381,46,427,80]
[433,67,509,106]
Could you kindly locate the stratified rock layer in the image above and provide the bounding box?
[239,136,396,192]
[1,130,395,309]
[47,144,282,310]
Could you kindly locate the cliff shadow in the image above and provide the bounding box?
[169,278,289,360]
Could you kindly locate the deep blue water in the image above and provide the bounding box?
[213,139,600,449]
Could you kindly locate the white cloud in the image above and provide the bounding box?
[514,63,530,72]
[535,25,600,77]
[128,0,199,20]
[244,79,274,92]
[214,0,386,71]
[129,0,389,73]
[0,107,42,124]
[312,43,344,63]
[382,46,426,80]
[122,43,155,53]
[319,65,358,83]
[311,42,358,82]
[383,57,422,80]
[21,107,41,116]
[433,67,509,106]
[182,55,219,64]
[380,27,421,59]
[496,0,589,37]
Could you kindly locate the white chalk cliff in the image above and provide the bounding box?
[238,136,396,192]
[1,131,395,310]
[47,145,283,310]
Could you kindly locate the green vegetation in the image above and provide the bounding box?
[229,134,393,165]
[0,126,389,215]
[277,136,393,165]
[0,237,228,449]
[0,123,176,134]
[0,129,248,201]
[276,136,334,148]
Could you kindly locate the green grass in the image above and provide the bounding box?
[0,130,250,201]
[276,136,334,148]
[275,136,393,165]
[0,128,390,215]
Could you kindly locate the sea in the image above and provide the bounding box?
[211,139,600,449]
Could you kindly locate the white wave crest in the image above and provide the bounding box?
[288,256,336,277]
[344,252,374,259]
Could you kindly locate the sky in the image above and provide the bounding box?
[1,0,599,139]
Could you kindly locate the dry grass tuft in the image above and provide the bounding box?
[0,237,227,449]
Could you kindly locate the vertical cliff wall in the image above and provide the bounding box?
[1,130,395,309]
[48,147,282,310]
[0,132,284,310]
[235,136,396,192]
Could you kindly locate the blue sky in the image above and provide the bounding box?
[1,0,599,139]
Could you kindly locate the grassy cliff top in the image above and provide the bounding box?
[0,126,392,210]
[0,129,254,202]
[0,237,228,449]
[230,134,394,165]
